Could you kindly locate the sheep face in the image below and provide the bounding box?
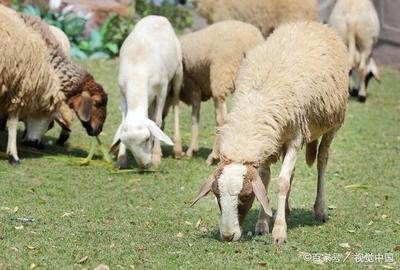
[70,77,108,136]
[112,115,173,169]
[192,162,272,242]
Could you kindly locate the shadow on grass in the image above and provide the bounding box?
[201,207,321,242]
[161,145,213,161]
[0,131,88,161]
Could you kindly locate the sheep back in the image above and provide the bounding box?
[328,0,379,49]
[195,0,318,37]
[180,20,264,103]
[0,6,63,116]
[220,21,349,164]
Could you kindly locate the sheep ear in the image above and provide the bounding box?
[110,124,123,153]
[252,174,273,217]
[191,177,215,207]
[367,58,380,82]
[78,91,93,122]
[146,119,174,145]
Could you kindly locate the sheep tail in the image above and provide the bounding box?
[305,139,318,167]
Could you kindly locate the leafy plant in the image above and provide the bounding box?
[11,0,192,59]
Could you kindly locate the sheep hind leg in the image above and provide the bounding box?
[186,92,201,158]
[172,68,184,158]
[6,112,20,165]
[357,48,372,102]
[206,98,227,165]
[255,164,271,235]
[314,129,336,223]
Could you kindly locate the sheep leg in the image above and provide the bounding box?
[255,163,271,235]
[314,129,336,223]
[152,85,168,166]
[117,96,128,169]
[56,127,70,146]
[186,92,201,158]
[172,69,183,158]
[6,112,20,165]
[206,98,227,165]
[285,170,295,221]
[357,48,372,102]
[272,139,300,244]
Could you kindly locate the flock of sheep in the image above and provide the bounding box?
[0,0,381,243]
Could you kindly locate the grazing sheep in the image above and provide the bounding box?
[23,25,75,147]
[0,6,64,164]
[328,0,380,102]
[191,21,349,243]
[19,14,108,137]
[164,20,264,165]
[111,16,183,169]
[178,0,318,37]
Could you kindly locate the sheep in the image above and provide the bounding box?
[23,25,75,148]
[178,0,318,37]
[328,0,380,102]
[110,15,183,169]
[48,25,71,58]
[18,13,108,139]
[0,6,64,164]
[163,20,264,165]
[191,21,349,243]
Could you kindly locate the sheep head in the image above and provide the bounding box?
[192,161,272,242]
[111,112,173,169]
[69,75,108,136]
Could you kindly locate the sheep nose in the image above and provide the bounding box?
[222,233,235,242]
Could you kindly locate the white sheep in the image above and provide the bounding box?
[111,15,183,169]
[191,21,349,243]
[178,0,318,37]
[164,20,264,165]
[328,0,380,102]
[0,6,64,164]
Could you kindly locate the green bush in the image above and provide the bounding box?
[12,0,192,59]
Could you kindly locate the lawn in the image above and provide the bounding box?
[0,60,399,269]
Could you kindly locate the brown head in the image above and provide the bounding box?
[191,161,272,242]
[68,75,108,136]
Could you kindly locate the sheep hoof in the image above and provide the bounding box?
[315,211,328,223]
[358,95,367,103]
[115,156,128,169]
[186,149,198,158]
[173,150,185,159]
[8,156,20,166]
[206,154,219,166]
[255,221,269,235]
[272,225,287,244]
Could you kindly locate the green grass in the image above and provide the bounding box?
[0,60,399,269]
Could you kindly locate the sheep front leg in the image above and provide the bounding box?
[117,96,128,169]
[7,112,20,165]
[206,97,227,165]
[186,91,201,158]
[172,70,183,158]
[255,163,271,235]
[357,48,372,102]
[314,129,336,223]
[152,85,168,166]
[272,140,299,244]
